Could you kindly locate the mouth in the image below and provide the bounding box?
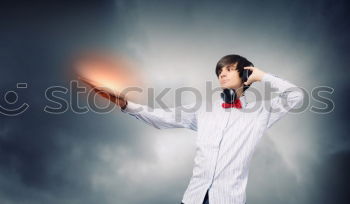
[221,79,229,84]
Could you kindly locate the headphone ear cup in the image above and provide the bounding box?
[242,69,253,92]
[243,69,253,83]
[221,88,236,103]
[220,92,225,101]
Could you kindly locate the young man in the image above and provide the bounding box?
[81,54,304,204]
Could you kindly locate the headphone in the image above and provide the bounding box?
[221,69,253,103]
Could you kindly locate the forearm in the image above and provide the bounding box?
[120,101,197,130]
[261,73,304,105]
[259,73,304,129]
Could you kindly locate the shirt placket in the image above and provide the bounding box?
[207,108,233,191]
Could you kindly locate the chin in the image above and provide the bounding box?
[221,86,232,90]
[220,84,229,89]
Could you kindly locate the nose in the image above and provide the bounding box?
[220,69,227,79]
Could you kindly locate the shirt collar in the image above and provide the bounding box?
[238,94,248,109]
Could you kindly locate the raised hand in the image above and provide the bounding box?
[243,67,266,85]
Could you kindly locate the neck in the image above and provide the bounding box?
[235,86,244,99]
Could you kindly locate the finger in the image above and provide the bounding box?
[94,87,118,99]
[94,89,112,100]
[243,66,254,70]
[244,79,252,85]
[92,88,102,94]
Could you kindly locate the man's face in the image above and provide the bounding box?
[218,63,243,89]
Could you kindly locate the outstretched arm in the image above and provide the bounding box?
[80,76,197,131]
[120,101,198,131]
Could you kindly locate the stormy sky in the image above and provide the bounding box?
[0,0,349,203]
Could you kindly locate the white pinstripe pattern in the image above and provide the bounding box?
[120,73,304,204]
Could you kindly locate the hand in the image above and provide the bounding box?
[243,67,266,85]
[78,76,128,109]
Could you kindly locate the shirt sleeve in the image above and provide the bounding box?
[259,73,304,129]
[119,100,198,131]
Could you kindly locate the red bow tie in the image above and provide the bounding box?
[222,99,242,109]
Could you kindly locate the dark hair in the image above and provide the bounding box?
[215,54,254,79]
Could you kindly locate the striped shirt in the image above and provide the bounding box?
[120,73,304,204]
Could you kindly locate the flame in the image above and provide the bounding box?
[73,52,143,99]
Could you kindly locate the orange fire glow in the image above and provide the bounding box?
[73,52,143,100]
